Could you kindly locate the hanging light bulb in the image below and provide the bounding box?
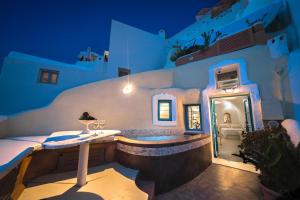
[122,31,134,95]
[123,83,133,94]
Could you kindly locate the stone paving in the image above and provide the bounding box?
[19,163,148,200]
[156,164,261,200]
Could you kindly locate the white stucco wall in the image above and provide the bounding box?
[1,70,183,136]
[171,45,286,121]
[106,20,167,78]
[0,45,290,137]
[0,116,7,138]
[287,50,300,122]
[286,0,300,122]
[0,52,105,115]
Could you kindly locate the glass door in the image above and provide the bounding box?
[184,104,202,131]
[243,96,254,132]
[210,99,219,157]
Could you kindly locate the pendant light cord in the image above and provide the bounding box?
[125,30,130,85]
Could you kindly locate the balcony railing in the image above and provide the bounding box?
[176,24,269,66]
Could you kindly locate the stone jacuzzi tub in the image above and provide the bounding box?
[0,131,212,198]
[116,133,212,193]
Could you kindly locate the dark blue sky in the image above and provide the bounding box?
[0,0,218,65]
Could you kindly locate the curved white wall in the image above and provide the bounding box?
[0,45,290,137]
[0,52,105,115]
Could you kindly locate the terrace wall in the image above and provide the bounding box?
[175,24,269,66]
[1,70,176,136]
[0,52,105,115]
[106,20,167,78]
[0,45,289,137]
[286,0,300,122]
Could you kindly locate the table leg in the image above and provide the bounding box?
[77,142,90,187]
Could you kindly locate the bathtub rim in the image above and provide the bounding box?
[116,134,210,148]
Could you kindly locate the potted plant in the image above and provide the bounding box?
[234,124,300,200]
[78,112,97,134]
[170,43,205,62]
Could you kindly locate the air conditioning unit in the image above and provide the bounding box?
[267,34,289,58]
[216,69,239,89]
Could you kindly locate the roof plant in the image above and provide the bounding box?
[170,43,205,62]
[170,29,225,62]
[234,125,300,199]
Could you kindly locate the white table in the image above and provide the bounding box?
[43,130,121,186]
[221,128,243,140]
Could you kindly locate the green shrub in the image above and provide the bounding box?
[235,127,300,195]
[170,44,206,62]
[170,29,225,62]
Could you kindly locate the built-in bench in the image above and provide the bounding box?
[0,133,118,199]
[0,136,47,199]
[0,136,47,179]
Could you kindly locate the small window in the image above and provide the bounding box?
[104,51,109,62]
[152,93,177,126]
[184,104,202,130]
[38,69,59,84]
[118,67,131,77]
[158,100,172,121]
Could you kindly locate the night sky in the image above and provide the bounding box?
[0,0,218,65]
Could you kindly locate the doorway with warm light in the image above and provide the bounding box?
[209,95,255,170]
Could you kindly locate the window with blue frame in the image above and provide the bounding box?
[158,100,172,121]
[184,104,202,130]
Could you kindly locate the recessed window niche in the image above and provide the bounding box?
[152,93,177,126]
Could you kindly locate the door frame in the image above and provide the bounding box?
[243,96,254,132]
[209,94,257,173]
[184,104,202,131]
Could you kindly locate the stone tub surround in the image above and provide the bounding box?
[117,133,209,146]
[117,138,210,156]
[116,134,210,156]
[116,135,212,193]
[120,129,185,137]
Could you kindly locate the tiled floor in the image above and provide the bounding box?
[19,163,260,200]
[19,163,148,200]
[156,164,261,200]
[219,137,242,162]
